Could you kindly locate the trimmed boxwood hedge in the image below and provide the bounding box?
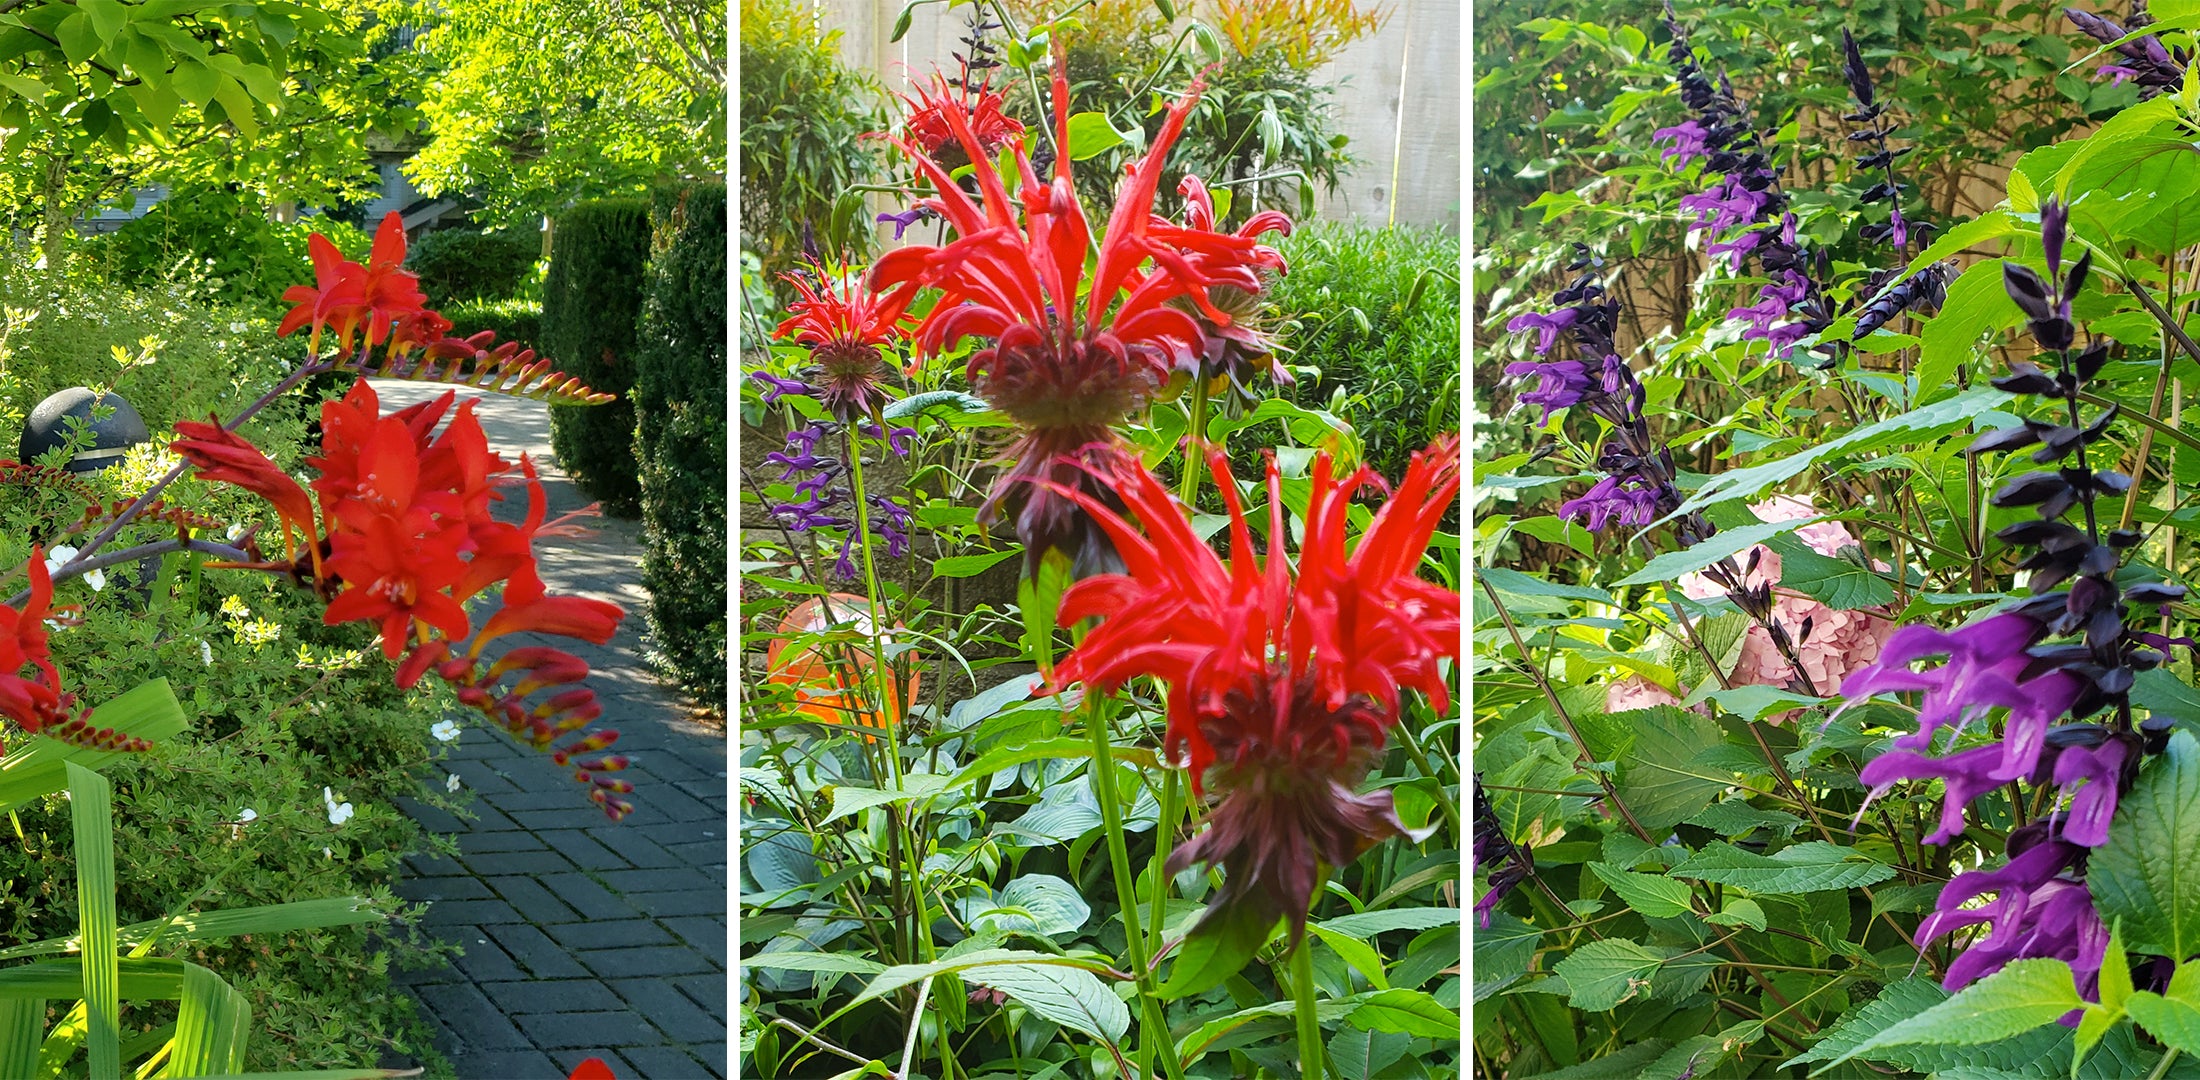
[542,199,651,516]
[634,183,728,710]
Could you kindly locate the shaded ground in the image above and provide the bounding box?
[375,381,728,1079]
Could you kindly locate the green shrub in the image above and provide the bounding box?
[76,186,370,314]
[438,297,544,350]
[634,183,727,711]
[1264,222,1460,483]
[0,250,300,438]
[738,0,883,284]
[0,418,457,1073]
[405,227,542,303]
[541,199,651,516]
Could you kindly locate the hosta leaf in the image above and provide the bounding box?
[2092,731,2200,962]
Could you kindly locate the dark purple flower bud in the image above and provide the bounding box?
[1842,29,1875,108]
[2005,263,2055,320]
[2041,198,2068,279]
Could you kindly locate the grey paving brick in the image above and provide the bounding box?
[477,979,623,1015]
[575,946,720,979]
[583,828,683,869]
[659,917,727,965]
[456,829,548,854]
[691,1043,728,1078]
[672,975,726,1021]
[540,872,643,921]
[484,787,596,812]
[443,928,528,983]
[486,875,582,925]
[661,841,723,868]
[610,978,725,1044]
[626,889,722,918]
[414,982,530,1050]
[450,1049,566,1078]
[549,1050,639,1079]
[421,899,525,926]
[395,875,493,903]
[449,758,521,794]
[618,1046,716,1080]
[519,1010,665,1049]
[596,867,718,895]
[460,849,577,876]
[535,828,635,871]
[483,922,590,979]
[544,918,673,949]
[633,820,719,849]
[403,851,466,877]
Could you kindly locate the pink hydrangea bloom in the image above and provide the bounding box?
[1605,674,1685,713]
[1669,494,1896,705]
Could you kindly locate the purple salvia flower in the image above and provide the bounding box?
[1558,475,1661,532]
[1858,743,2009,846]
[1652,119,1712,167]
[751,371,819,404]
[2047,735,2132,847]
[1504,309,1581,355]
[1504,359,1590,422]
[1921,838,2106,1004]
[876,207,934,240]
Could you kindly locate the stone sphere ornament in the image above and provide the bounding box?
[20,388,149,472]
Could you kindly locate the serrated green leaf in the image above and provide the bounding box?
[1705,898,1768,932]
[2127,961,2200,1056]
[1587,863,1693,918]
[1669,841,1896,894]
[1817,960,2082,1072]
[1613,706,1729,833]
[1552,939,1668,1012]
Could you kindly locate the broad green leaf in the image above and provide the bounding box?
[0,680,185,815]
[67,762,118,1080]
[1064,111,1127,159]
[1817,959,2083,1072]
[1613,706,1729,833]
[1668,841,1895,894]
[2126,961,2200,1056]
[1158,904,1279,999]
[1475,566,1613,607]
[1314,907,1460,938]
[965,963,1129,1044]
[2093,731,2200,961]
[1473,914,1540,1002]
[1613,517,1823,587]
[1176,997,1360,1063]
[930,549,1021,578]
[1669,388,2005,519]
[945,737,1155,792]
[1552,939,1668,1012]
[1917,259,2022,401]
[1327,1025,1409,1080]
[1515,1040,1672,1079]
[737,952,888,976]
[1704,898,1768,932]
[822,773,952,823]
[850,949,1122,1007]
[1309,925,1389,990]
[1765,537,1894,610]
[1685,799,1803,838]
[1346,988,1459,1037]
[1587,863,1693,918]
[957,874,1090,937]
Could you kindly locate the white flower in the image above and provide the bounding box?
[447,773,463,793]
[323,786,354,826]
[228,321,247,333]
[199,640,213,666]
[322,846,332,858]
[236,808,257,824]
[43,546,74,576]
[226,523,247,543]
[431,719,460,743]
[82,567,103,592]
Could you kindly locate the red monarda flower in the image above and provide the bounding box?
[898,71,1024,169]
[1050,436,1461,938]
[872,62,1290,576]
[773,259,903,424]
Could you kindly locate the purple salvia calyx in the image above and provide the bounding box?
[2067,8,2189,96]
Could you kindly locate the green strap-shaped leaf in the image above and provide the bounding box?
[66,762,119,1080]
[0,997,42,1079]
[166,963,250,1077]
[0,897,383,962]
[0,680,186,815]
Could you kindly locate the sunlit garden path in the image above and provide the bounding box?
[375,380,728,1079]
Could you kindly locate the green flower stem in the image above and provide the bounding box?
[844,429,951,1077]
[1086,694,1189,1080]
[2148,1048,2183,1080]
[1291,937,1323,1080]
[1140,376,1209,962]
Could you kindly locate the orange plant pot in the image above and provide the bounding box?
[763,593,920,737]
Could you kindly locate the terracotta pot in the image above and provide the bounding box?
[763,593,920,736]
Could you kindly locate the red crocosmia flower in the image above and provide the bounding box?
[276,213,431,355]
[321,418,474,657]
[1050,437,1462,940]
[773,258,903,423]
[467,460,624,651]
[171,418,321,571]
[871,60,1290,577]
[898,70,1024,168]
[0,551,64,737]
[568,1057,616,1080]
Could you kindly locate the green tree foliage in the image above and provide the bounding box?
[634,182,725,710]
[75,184,370,310]
[399,0,726,227]
[403,225,541,303]
[542,197,650,516]
[738,0,883,282]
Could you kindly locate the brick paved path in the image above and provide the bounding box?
[373,381,728,1080]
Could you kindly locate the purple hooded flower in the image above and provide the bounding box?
[1652,119,1712,168]
[751,370,819,404]
[2047,735,2133,847]
[1504,358,1590,422]
[876,206,935,240]
[1921,838,2106,1002]
[1858,743,2009,846]
[1505,309,1581,355]
[1558,475,1661,532]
